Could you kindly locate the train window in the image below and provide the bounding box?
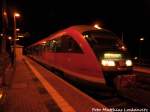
[48,38,63,52]
[34,45,41,55]
[83,30,127,51]
[45,35,83,53]
[46,41,53,51]
[83,30,127,57]
[61,35,83,53]
[61,36,70,52]
[69,38,83,53]
[45,39,62,52]
[54,38,62,52]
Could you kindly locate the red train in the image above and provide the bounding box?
[26,25,135,88]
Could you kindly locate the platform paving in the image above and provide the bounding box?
[3,58,62,112]
[25,57,107,112]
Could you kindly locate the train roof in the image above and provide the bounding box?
[68,25,110,33]
[27,25,114,48]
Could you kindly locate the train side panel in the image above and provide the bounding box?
[30,28,106,84]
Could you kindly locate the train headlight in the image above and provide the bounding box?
[101,60,115,66]
[126,60,132,66]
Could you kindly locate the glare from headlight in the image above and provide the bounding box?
[101,60,115,66]
[126,60,132,66]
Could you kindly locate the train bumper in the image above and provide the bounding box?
[102,66,133,72]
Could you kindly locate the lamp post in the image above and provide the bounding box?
[139,37,144,64]
[1,0,8,53]
[13,12,20,67]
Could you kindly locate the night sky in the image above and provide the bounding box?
[1,0,150,59]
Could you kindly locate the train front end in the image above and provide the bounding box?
[83,29,136,88]
[100,52,135,88]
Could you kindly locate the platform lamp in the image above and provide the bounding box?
[13,12,20,68]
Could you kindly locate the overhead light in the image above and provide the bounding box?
[14,13,20,17]
[18,35,24,38]
[134,57,138,60]
[3,11,7,16]
[42,41,46,44]
[0,34,3,36]
[16,38,19,40]
[94,24,102,29]
[16,28,20,31]
[0,92,3,99]
[140,37,144,41]
[83,34,89,38]
[8,36,12,40]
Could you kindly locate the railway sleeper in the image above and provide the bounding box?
[118,87,150,108]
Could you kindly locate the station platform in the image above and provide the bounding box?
[1,56,107,112]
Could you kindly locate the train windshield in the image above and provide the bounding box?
[82,30,127,57]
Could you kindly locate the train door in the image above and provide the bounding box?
[61,35,86,76]
[49,38,62,68]
[50,36,70,69]
[60,35,72,69]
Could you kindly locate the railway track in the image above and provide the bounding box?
[117,72,150,109]
[78,86,148,109]
[96,73,150,109]
[53,70,150,110]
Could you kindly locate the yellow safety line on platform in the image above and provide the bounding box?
[24,58,76,112]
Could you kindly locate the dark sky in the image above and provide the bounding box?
[1,0,150,59]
